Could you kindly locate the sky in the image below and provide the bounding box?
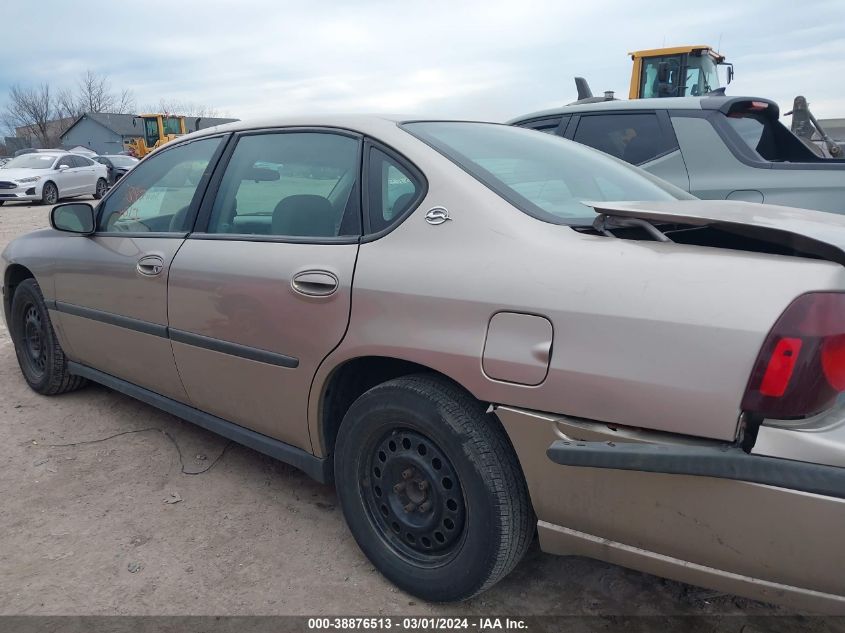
[2,0,844,124]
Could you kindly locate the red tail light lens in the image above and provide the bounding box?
[742,293,845,419]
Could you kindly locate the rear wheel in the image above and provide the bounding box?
[334,374,534,602]
[93,178,107,200]
[10,279,87,395]
[40,181,58,205]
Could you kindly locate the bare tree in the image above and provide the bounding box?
[3,83,60,147]
[3,71,137,149]
[142,98,220,117]
[58,70,136,118]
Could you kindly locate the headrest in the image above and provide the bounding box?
[271,194,336,238]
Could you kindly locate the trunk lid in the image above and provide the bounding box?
[587,200,845,267]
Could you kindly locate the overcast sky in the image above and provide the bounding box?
[2,0,843,122]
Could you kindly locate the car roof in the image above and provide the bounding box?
[507,95,778,124]
[177,114,499,143]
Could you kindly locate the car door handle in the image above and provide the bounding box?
[291,270,339,297]
[137,254,165,276]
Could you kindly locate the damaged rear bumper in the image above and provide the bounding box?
[495,405,845,614]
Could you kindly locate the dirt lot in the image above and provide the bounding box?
[0,200,824,623]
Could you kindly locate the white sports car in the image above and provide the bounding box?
[0,151,109,205]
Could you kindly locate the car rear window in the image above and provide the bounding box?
[402,121,691,225]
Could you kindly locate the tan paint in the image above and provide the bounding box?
[170,341,309,449]
[539,522,845,614]
[167,239,358,451]
[58,313,188,402]
[497,406,845,607]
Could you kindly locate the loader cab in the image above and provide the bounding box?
[631,46,733,99]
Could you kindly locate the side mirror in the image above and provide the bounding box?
[57,164,70,171]
[50,203,95,235]
[727,64,735,84]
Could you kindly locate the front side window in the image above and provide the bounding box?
[403,121,690,225]
[518,117,564,135]
[366,147,421,233]
[573,113,675,165]
[206,132,360,238]
[56,155,74,169]
[97,136,222,233]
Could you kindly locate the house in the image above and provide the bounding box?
[60,113,237,155]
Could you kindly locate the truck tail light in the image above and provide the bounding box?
[742,293,845,419]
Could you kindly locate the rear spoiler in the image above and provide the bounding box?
[586,200,845,268]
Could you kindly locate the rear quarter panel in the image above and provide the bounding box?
[309,145,845,451]
[672,116,845,213]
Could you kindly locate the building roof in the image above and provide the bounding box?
[60,113,239,139]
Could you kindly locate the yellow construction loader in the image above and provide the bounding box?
[124,114,188,158]
[573,44,734,103]
[628,45,733,99]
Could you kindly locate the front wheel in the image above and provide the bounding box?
[93,178,108,200]
[10,278,87,395]
[40,181,58,205]
[334,374,534,602]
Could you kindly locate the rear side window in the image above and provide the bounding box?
[366,147,422,234]
[206,132,361,239]
[573,113,675,165]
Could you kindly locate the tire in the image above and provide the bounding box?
[0,200,5,206]
[10,278,87,395]
[40,181,58,205]
[93,178,107,200]
[334,374,534,602]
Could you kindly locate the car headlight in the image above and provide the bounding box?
[16,176,41,184]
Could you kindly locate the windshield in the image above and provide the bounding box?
[4,154,58,169]
[106,155,139,168]
[402,122,691,225]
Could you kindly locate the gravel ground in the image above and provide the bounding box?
[0,199,830,627]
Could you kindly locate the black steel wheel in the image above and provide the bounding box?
[20,302,47,378]
[335,374,534,602]
[363,428,467,564]
[93,178,107,200]
[10,278,87,395]
[41,181,58,205]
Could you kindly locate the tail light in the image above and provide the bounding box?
[742,293,845,419]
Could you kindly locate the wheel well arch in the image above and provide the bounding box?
[317,356,477,458]
[3,263,34,325]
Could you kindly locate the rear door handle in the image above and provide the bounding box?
[137,254,165,276]
[291,270,339,297]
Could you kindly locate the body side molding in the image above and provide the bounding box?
[547,440,845,499]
